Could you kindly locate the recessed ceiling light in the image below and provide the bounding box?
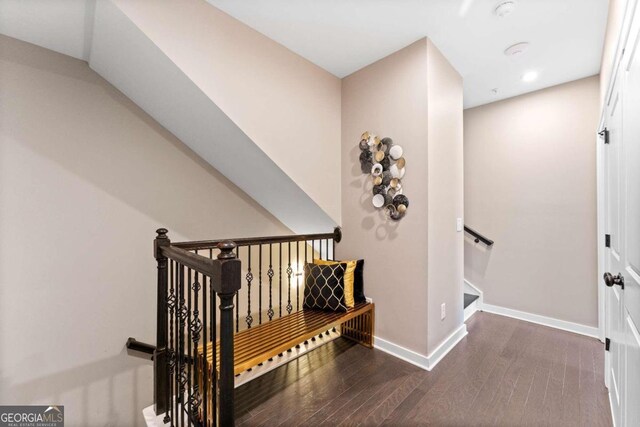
[494,1,516,17]
[522,71,538,82]
[504,42,529,57]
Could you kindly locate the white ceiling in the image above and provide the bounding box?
[207,0,609,108]
[0,0,609,108]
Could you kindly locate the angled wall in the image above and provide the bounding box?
[0,35,290,426]
[0,0,342,233]
[90,0,341,233]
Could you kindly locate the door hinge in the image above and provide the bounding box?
[599,128,610,144]
[605,234,611,248]
[605,337,611,351]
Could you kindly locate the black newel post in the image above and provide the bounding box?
[154,228,170,416]
[217,241,241,426]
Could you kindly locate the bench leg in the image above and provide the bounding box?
[340,306,374,348]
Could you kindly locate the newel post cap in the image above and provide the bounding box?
[217,241,237,259]
[333,226,342,243]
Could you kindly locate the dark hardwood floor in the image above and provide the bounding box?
[235,312,612,426]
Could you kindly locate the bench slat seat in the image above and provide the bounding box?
[199,301,374,375]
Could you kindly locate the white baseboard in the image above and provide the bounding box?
[482,303,600,338]
[464,299,478,321]
[425,324,468,369]
[374,323,467,371]
[374,336,430,370]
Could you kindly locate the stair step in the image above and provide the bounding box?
[464,293,480,309]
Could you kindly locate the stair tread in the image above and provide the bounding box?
[464,293,479,309]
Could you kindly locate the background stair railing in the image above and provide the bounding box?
[464,225,494,246]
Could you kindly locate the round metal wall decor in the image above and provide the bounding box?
[358,131,409,221]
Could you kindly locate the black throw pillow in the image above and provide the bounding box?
[353,259,366,303]
[303,263,347,312]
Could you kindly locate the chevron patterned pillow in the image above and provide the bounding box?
[303,263,348,312]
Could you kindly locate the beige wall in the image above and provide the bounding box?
[110,0,342,224]
[0,35,289,426]
[600,0,627,108]
[340,38,464,358]
[464,76,600,327]
[426,40,465,353]
[340,39,430,355]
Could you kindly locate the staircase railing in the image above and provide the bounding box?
[464,225,494,246]
[172,228,341,332]
[149,227,341,426]
[154,228,240,426]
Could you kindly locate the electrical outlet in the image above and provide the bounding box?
[456,218,463,232]
[441,303,446,320]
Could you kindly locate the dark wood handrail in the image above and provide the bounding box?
[160,245,217,276]
[464,226,494,246]
[172,226,342,250]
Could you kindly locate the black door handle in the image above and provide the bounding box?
[604,272,625,289]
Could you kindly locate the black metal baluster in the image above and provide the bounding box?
[235,246,241,334]
[186,268,192,426]
[325,239,329,260]
[189,272,202,422]
[258,245,263,325]
[296,241,300,311]
[174,262,180,427]
[304,242,308,309]
[286,242,293,314]
[320,238,324,260]
[202,274,208,427]
[209,279,217,427]
[267,244,274,321]
[168,261,176,426]
[178,264,186,427]
[279,243,282,317]
[246,246,253,329]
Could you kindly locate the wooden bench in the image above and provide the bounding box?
[199,301,374,376]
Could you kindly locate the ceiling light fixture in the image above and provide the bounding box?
[504,42,529,57]
[494,1,516,17]
[521,71,538,82]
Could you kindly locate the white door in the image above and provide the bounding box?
[604,5,640,425]
[622,9,640,426]
[604,75,625,427]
